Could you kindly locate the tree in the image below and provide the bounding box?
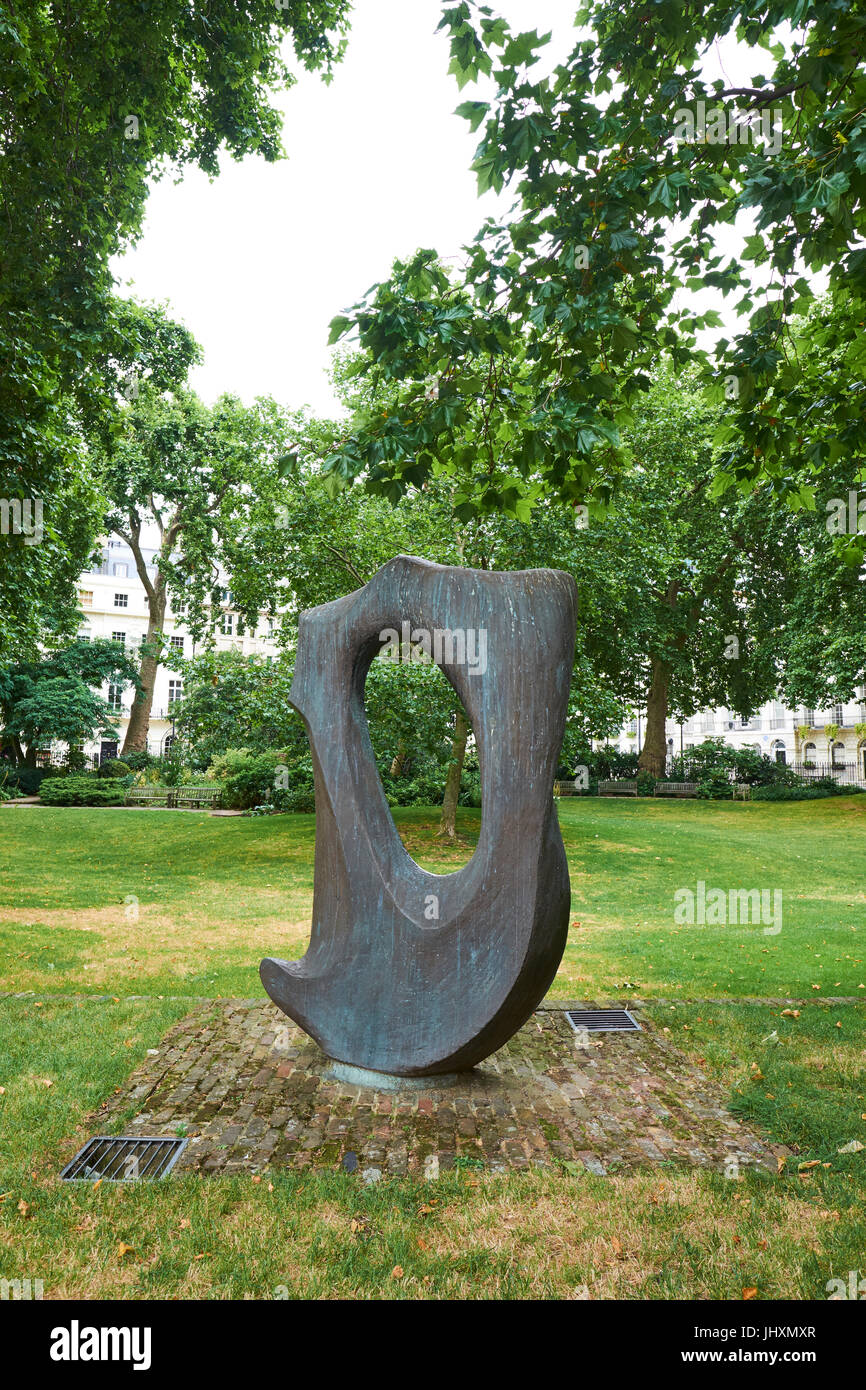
[89,386,298,754]
[0,0,350,654]
[325,2,866,517]
[173,650,302,770]
[0,639,139,766]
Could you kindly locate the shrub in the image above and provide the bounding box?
[39,776,126,806]
[97,758,131,779]
[0,765,50,795]
[378,763,446,808]
[159,756,187,787]
[567,745,640,783]
[458,768,482,807]
[123,750,154,771]
[273,784,316,814]
[750,783,863,801]
[208,747,299,810]
[696,769,736,800]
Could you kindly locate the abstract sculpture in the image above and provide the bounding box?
[261,555,577,1077]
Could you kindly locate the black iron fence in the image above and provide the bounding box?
[790,760,866,786]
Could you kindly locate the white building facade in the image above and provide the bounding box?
[615,693,866,783]
[68,535,279,765]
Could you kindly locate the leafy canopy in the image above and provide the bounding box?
[326,1,866,523]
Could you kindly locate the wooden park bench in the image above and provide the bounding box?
[125,786,176,808]
[732,782,751,801]
[654,781,698,797]
[598,780,639,796]
[553,780,577,797]
[125,785,221,809]
[174,785,221,809]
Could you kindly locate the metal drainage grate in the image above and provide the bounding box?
[60,1136,187,1183]
[565,1009,642,1034]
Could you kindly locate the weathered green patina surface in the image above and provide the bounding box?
[261,556,577,1075]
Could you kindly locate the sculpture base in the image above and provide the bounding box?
[325,1059,471,1091]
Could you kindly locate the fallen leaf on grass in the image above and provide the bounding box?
[837,1140,865,1154]
[117,1242,134,1258]
[391,1266,404,1280]
[742,1287,758,1301]
[17,1199,31,1218]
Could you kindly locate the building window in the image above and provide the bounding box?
[221,613,233,636]
[111,631,126,646]
[114,592,128,607]
[170,635,183,652]
[803,708,815,727]
[168,679,183,707]
[112,563,128,578]
[79,590,93,609]
[833,703,845,725]
[78,632,91,643]
[107,685,123,711]
[831,741,846,768]
[803,742,817,767]
[772,740,786,765]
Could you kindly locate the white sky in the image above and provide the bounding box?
[113,1,573,418]
[112,2,795,418]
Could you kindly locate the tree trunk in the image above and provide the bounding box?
[122,585,167,755]
[390,738,408,778]
[638,657,671,780]
[438,708,469,840]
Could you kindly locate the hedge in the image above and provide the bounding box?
[750,783,864,801]
[39,776,126,807]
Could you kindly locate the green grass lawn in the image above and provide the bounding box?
[1,991,863,1300]
[1,798,863,999]
[1,798,864,1299]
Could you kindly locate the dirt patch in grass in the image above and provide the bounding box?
[422,1170,835,1299]
[0,904,312,986]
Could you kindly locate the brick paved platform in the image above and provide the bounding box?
[85,998,785,1178]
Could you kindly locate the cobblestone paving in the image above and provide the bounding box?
[86,998,787,1178]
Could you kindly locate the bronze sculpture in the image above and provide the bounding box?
[261,555,577,1077]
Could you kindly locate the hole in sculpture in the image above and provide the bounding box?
[363,642,481,871]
